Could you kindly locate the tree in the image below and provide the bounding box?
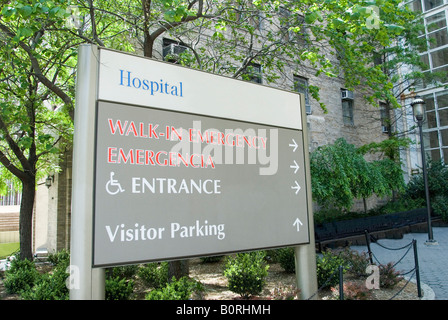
[310,138,403,212]
[0,0,145,260]
[0,0,80,260]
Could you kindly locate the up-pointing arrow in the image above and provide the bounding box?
[289,139,298,152]
[291,181,301,194]
[293,218,303,232]
[290,160,300,174]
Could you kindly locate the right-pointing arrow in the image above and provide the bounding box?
[291,181,301,194]
[289,139,298,152]
[290,160,300,174]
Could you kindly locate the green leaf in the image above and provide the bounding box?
[305,11,319,24]
[385,24,405,34]
[17,5,33,17]
[1,7,16,19]
[18,27,33,38]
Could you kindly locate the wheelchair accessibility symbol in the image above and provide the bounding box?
[105,172,125,195]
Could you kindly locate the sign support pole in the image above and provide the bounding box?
[70,44,105,300]
[294,95,318,300]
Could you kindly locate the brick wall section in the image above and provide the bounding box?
[56,150,72,251]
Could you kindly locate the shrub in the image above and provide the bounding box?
[331,281,372,300]
[20,249,70,300]
[432,195,448,222]
[338,248,371,277]
[21,267,69,300]
[109,264,139,279]
[200,255,224,263]
[379,263,403,289]
[270,284,300,300]
[276,247,295,273]
[106,277,135,300]
[145,276,203,300]
[316,250,347,289]
[47,249,70,268]
[405,159,448,222]
[3,257,39,294]
[223,251,269,299]
[138,262,169,289]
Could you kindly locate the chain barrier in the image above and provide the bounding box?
[307,232,422,300]
[364,232,422,300]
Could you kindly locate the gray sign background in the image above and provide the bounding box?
[93,101,310,267]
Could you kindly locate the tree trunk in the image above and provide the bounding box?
[168,260,189,281]
[19,177,36,261]
[143,36,154,58]
[363,197,367,214]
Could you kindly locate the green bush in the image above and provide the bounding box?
[200,255,224,263]
[405,159,448,222]
[19,249,70,300]
[3,257,39,294]
[137,262,169,289]
[109,264,139,279]
[432,195,448,221]
[145,276,203,300]
[47,249,70,268]
[316,250,347,289]
[276,247,295,273]
[106,276,135,300]
[21,266,69,300]
[223,251,269,299]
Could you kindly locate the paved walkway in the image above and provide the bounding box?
[351,227,448,300]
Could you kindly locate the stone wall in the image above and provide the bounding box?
[46,148,72,253]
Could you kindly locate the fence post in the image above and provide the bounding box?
[412,239,422,298]
[364,230,373,264]
[339,265,344,300]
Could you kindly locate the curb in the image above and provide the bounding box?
[406,276,436,300]
[420,282,436,300]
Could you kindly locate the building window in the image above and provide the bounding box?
[242,63,262,84]
[414,9,448,90]
[294,76,311,114]
[406,0,445,13]
[406,0,423,12]
[426,11,448,49]
[162,38,188,64]
[422,90,448,163]
[341,89,354,126]
[423,0,444,11]
[380,103,391,133]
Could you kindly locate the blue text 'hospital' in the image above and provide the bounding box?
[119,70,183,97]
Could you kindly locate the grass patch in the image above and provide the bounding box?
[0,242,19,259]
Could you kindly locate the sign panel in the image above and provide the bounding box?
[91,48,310,267]
[93,101,310,266]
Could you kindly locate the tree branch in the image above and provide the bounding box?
[0,149,26,181]
[0,23,74,120]
[0,114,32,174]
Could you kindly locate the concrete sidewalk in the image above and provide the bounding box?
[351,227,448,300]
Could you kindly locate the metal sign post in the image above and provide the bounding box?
[70,45,105,299]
